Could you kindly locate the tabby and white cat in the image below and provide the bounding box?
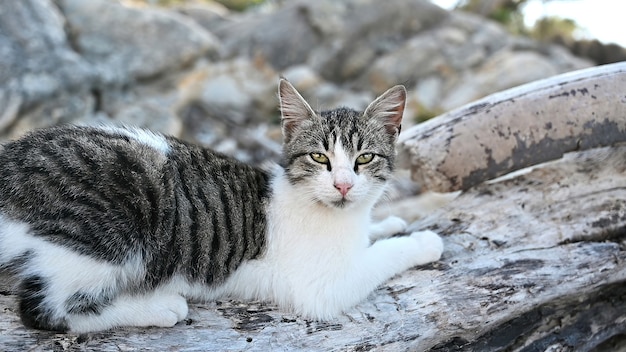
[0,79,443,333]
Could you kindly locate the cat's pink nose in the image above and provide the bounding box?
[334,182,353,197]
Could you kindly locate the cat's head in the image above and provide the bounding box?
[278,79,406,210]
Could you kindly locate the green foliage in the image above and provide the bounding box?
[132,0,265,11]
[457,0,529,34]
[213,0,265,11]
[530,16,578,43]
[490,7,527,35]
[413,104,443,124]
[454,0,581,43]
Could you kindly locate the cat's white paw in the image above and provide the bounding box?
[147,294,189,327]
[409,230,444,264]
[67,293,190,332]
[370,216,408,241]
[380,216,408,234]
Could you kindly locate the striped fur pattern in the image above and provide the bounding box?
[0,126,270,331]
[0,80,443,333]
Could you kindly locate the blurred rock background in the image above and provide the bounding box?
[0,0,619,165]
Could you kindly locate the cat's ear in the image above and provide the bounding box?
[278,78,316,143]
[364,85,406,137]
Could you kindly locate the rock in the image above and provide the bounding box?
[362,34,447,94]
[555,36,626,65]
[307,0,448,82]
[282,65,374,112]
[112,95,183,137]
[441,47,592,111]
[215,0,447,81]
[0,0,95,127]
[360,11,509,94]
[454,12,510,58]
[6,93,96,139]
[280,65,324,92]
[0,91,22,132]
[363,9,593,111]
[214,2,323,70]
[57,0,221,85]
[178,58,278,126]
[441,51,560,110]
[176,2,232,33]
[399,62,626,192]
[413,75,444,112]
[545,43,596,72]
[175,58,281,163]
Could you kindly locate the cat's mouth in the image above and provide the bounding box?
[314,195,354,209]
[329,197,354,209]
[331,200,347,208]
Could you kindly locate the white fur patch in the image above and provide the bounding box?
[369,215,407,242]
[0,215,32,263]
[98,125,171,154]
[68,291,188,333]
[0,215,145,286]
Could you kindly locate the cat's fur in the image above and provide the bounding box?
[0,79,443,333]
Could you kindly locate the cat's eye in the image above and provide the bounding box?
[356,153,374,165]
[310,152,329,164]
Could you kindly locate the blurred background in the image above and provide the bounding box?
[0,0,623,164]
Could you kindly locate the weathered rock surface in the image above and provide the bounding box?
[398,62,626,192]
[0,0,96,135]
[59,0,221,85]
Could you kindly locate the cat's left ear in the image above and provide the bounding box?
[278,78,317,143]
[364,85,406,137]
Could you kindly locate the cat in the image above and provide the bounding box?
[0,79,443,333]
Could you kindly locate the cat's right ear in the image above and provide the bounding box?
[278,78,316,143]
[364,85,407,138]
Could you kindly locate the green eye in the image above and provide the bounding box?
[310,152,329,164]
[356,153,374,165]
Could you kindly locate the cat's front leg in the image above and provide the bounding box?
[369,216,408,242]
[406,230,444,265]
[366,230,443,272]
[67,291,189,333]
[295,230,444,319]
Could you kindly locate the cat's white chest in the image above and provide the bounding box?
[266,176,372,264]
[219,174,375,316]
[268,205,370,282]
